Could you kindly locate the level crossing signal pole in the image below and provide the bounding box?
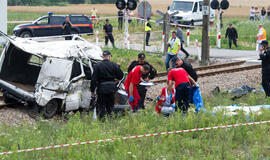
[201,0,210,65]
[143,1,146,51]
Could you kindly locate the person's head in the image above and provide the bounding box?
[141,64,151,74]
[147,17,151,21]
[175,25,179,29]
[261,40,269,49]
[229,24,232,29]
[259,24,263,29]
[262,7,265,10]
[172,57,184,68]
[137,53,146,64]
[65,16,69,21]
[106,19,110,24]
[172,31,177,38]
[252,6,254,9]
[102,50,112,60]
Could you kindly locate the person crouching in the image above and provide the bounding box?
[156,82,176,116]
[167,57,197,114]
[124,65,151,112]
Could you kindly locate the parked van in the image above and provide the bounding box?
[168,0,215,26]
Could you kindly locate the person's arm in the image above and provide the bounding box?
[235,28,238,39]
[103,25,107,36]
[168,80,173,93]
[62,22,66,29]
[90,66,98,96]
[129,83,134,97]
[225,28,228,38]
[115,64,124,80]
[188,75,197,86]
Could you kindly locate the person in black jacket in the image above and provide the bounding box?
[127,53,157,109]
[259,40,270,96]
[172,57,198,82]
[62,16,73,40]
[91,50,124,119]
[225,24,238,49]
[118,10,124,30]
[103,19,115,48]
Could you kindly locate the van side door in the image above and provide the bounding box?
[49,16,65,36]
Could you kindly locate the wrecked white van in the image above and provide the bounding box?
[0,32,104,118]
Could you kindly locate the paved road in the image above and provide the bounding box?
[98,42,260,64]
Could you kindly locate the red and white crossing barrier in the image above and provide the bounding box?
[95,30,99,46]
[217,31,221,48]
[187,29,190,47]
[1,120,269,156]
[162,32,165,51]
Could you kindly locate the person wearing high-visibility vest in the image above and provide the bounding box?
[165,31,181,70]
[145,17,152,46]
[258,24,267,50]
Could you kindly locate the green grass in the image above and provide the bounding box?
[108,48,166,73]
[1,93,270,159]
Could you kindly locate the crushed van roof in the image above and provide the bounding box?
[9,37,103,60]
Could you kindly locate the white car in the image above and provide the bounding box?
[168,0,215,26]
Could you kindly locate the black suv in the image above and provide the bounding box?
[14,14,94,38]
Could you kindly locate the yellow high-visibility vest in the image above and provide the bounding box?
[259,28,267,41]
[168,37,180,54]
[145,22,151,32]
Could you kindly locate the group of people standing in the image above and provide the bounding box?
[250,6,270,21]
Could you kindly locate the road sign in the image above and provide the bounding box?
[202,6,210,15]
[156,10,179,24]
[138,1,152,18]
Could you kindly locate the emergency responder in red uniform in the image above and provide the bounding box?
[168,57,197,113]
[124,65,151,112]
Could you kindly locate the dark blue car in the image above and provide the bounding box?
[13,14,94,38]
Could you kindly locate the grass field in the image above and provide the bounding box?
[7,11,269,50]
[0,93,270,159]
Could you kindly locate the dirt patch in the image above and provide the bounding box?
[8,0,270,18]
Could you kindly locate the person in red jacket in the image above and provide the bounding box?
[124,65,151,112]
[156,85,175,114]
[168,57,197,113]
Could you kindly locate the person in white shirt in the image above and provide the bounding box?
[250,6,255,21]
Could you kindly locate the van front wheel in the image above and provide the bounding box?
[43,100,59,119]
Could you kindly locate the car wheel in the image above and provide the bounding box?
[28,102,40,119]
[190,20,194,26]
[20,31,32,38]
[3,93,16,104]
[43,99,59,119]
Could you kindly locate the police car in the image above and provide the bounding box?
[13,13,94,38]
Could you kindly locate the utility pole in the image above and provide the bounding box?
[143,0,146,51]
[163,13,170,55]
[124,8,129,49]
[201,0,210,65]
[0,0,7,43]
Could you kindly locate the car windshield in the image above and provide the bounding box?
[32,16,48,24]
[170,1,194,12]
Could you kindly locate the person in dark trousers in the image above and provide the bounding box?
[259,40,270,97]
[261,7,266,22]
[175,25,190,58]
[172,57,198,82]
[62,16,73,40]
[225,24,238,49]
[127,53,157,109]
[168,58,197,114]
[118,10,124,30]
[91,50,124,119]
[145,17,152,46]
[103,19,115,48]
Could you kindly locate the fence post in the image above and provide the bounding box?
[217,31,221,48]
[256,35,259,51]
[127,34,130,50]
[196,39,201,61]
[187,29,190,47]
[95,30,99,46]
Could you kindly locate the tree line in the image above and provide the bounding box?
[8,0,116,6]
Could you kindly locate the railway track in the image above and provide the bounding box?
[153,63,261,84]
[155,61,246,78]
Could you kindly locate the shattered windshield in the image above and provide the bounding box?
[170,1,194,12]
